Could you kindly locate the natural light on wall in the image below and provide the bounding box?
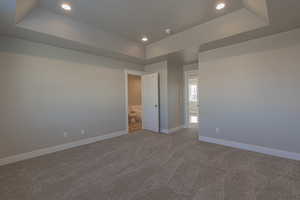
[61,3,71,11]
[216,2,226,10]
[188,78,199,125]
[189,84,198,102]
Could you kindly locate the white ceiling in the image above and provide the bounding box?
[181,0,300,64]
[1,0,300,65]
[39,0,244,43]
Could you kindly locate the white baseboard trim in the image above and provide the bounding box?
[161,125,185,134]
[0,130,128,166]
[199,136,300,161]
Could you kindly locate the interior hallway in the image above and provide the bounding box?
[0,129,299,200]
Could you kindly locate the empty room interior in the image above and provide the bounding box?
[1,0,300,199]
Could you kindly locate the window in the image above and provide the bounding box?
[189,84,198,102]
[186,73,199,127]
[190,116,198,123]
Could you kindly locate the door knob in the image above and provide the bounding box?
[154,105,158,107]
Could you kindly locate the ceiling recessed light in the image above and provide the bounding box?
[61,3,71,11]
[141,36,148,42]
[165,28,172,35]
[216,2,226,10]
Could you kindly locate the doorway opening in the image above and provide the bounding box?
[125,70,159,133]
[184,70,199,128]
[127,74,142,133]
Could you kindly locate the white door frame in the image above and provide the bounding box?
[124,69,144,133]
[184,70,199,128]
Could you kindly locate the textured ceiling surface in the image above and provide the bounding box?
[39,0,243,43]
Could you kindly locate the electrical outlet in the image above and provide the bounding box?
[81,130,85,135]
[63,131,68,137]
[216,128,220,133]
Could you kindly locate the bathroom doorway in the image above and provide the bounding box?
[127,73,143,133]
[125,70,159,133]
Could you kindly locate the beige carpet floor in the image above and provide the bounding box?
[0,128,300,200]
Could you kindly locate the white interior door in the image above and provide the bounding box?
[142,73,159,132]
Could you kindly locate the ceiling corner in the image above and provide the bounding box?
[242,0,270,23]
[15,0,39,24]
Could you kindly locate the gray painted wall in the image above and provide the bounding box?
[144,60,184,131]
[167,59,184,129]
[144,61,168,130]
[183,63,198,71]
[0,36,142,159]
[198,28,300,153]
